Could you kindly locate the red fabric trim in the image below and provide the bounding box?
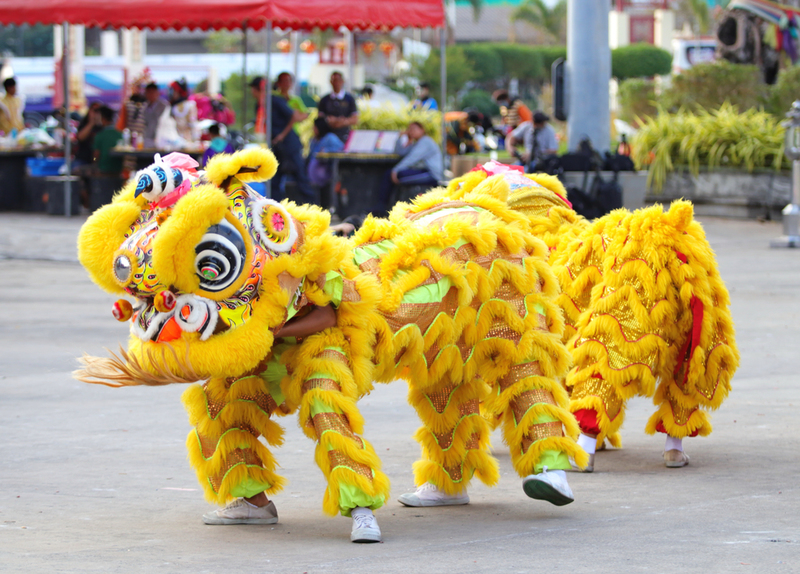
[655,420,699,438]
[574,408,601,436]
[673,250,705,385]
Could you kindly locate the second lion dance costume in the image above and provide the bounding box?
[454,163,739,472]
[74,151,737,542]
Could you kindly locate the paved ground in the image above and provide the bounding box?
[0,212,798,573]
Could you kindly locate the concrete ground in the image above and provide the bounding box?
[0,212,798,574]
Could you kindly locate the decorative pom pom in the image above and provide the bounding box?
[154,290,177,313]
[112,299,133,322]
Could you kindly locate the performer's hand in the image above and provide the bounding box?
[391,171,399,184]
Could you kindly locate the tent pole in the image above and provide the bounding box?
[292,30,300,96]
[440,23,446,158]
[265,22,272,198]
[63,22,72,217]
[242,21,248,132]
[347,29,354,92]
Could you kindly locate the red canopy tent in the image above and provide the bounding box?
[0,0,445,31]
[0,0,446,212]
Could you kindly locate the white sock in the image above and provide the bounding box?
[577,433,597,455]
[351,506,372,518]
[665,435,683,452]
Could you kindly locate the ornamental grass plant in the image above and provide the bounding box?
[631,102,787,192]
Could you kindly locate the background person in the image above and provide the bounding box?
[93,106,123,176]
[317,71,358,143]
[506,111,559,170]
[412,82,438,111]
[168,79,199,145]
[270,90,315,204]
[201,123,235,167]
[143,82,168,147]
[492,90,531,132]
[376,121,443,214]
[0,77,25,134]
[273,72,308,134]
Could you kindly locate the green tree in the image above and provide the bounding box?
[0,24,53,57]
[510,0,567,44]
[678,0,711,34]
[414,46,476,96]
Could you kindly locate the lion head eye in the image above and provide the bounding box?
[194,219,246,292]
[113,254,133,283]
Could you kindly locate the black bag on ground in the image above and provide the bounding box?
[603,152,635,172]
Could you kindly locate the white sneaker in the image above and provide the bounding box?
[350,507,381,543]
[397,482,469,507]
[202,499,279,525]
[522,467,574,506]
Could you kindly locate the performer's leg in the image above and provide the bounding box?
[282,330,390,542]
[476,253,586,504]
[402,372,494,506]
[182,359,288,525]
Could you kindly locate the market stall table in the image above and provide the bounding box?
[0,147,64,211]
[316,152,399,218]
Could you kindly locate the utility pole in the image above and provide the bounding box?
[566,0,611,153]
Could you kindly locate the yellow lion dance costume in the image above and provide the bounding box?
[453,163,739,471]
[75,150,588,543]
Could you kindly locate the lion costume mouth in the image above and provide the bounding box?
[132,294,219,342]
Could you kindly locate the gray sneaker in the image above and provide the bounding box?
[350,508,381,543]
[522,467,574,506]
[397,483,470,507]
[664,449,690,468]
[202,499,279,525]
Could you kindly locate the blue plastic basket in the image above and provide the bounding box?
[27,157,64,177]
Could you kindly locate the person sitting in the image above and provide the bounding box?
[376,121,443,214]
[492,90,531,131]
[202,123,235,167]
[445,110,482,155]
[412,82,438,111]
[307,117,345,189]
[93,106,123,176]
[505,111,559,171]
[0,77,25,134]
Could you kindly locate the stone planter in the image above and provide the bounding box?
[646,167,792,219]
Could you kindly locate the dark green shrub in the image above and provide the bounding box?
[660,61,767,111]
[767,66,800,117]
[489,43,545,81]
[458,89,501,118]
[611,43,672,80]
[617,78,657,125]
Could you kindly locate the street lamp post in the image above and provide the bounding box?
[771,100,800,248]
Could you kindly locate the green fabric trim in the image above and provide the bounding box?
[229,473,273,499]
[336,483,385,516]
[534,450,571,473]
[321,270,344,308]
[401,276,454,304]
[352,239,396,266]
